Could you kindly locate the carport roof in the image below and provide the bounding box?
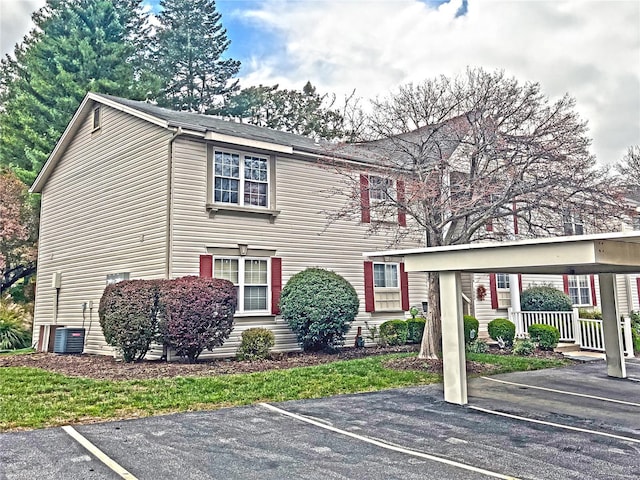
[364,231,640,275]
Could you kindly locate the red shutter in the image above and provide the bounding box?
[636,278,640,310]
[364,261,375,312]
[396,180,407,227]
[360,174,370,223]
[400,262,410,311]
[562,275,569,294]
[271,257,282,315]
[486,219,493,232]
[199,255,213,278]
[590,274,597,306]
[512,201,519,235]
[518,274,523,292]
[489,273,498,309]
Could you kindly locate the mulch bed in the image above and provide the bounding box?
[0,344,565,381]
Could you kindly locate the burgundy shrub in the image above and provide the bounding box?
[159,276,237,363]
[99,279,166,362]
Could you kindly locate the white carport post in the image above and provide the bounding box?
[598,273,626,378]
[440,271,467,405]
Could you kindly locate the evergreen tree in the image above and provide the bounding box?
[0,0,154,179]
[217,82,345,140]
[154,0,240,113]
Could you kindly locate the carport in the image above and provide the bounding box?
[365,232,640,405]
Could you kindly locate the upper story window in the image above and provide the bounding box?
[563,210,584,235]
[369,176,393,202]
[92,107,101,130]
[213,257,269,313]
[214,151,269,208]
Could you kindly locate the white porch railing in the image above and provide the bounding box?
[509,308,577,342]
[508,308,634,357]
[577,316,634,357]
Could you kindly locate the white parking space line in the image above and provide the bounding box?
[478,376,640,407]
[259,403,520,480]
[62,426,138,480]
[469,407,640,444]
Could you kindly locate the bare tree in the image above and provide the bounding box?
[325,68,624,359]
[617,145,640,189]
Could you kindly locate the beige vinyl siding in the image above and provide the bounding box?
[33,104,171,354]
[169,138,428,357]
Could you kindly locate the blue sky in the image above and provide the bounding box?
[0,0,638,165]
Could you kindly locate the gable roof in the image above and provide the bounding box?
[31,92,372,193]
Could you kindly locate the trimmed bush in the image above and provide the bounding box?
[520,286,572,312]
[237,328,275,360]
[280,268,359,352]
[631,312,640,355]
[160,276,237,363]
[463,315,479,345]
[487,318,516,346]
[406,317,426,344]
[379,319,409,346]
[528,323,560,350]
[512,337,536,356]
[99,279,165,362]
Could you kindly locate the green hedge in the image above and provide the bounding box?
[280,268,359,352]
[379,320,409,346]
[406,317,426,344]
[487,318,515,346]
[463,315,479,345]
[521,286,572,312]
[237,328,275,360]
[528,323,560,350]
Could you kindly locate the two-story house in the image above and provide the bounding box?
[29,93,430,357]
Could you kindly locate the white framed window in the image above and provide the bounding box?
[213,150,269,207]
[373,263,401,311]
[568,275,591,305]
[494,273,512,308]
[214,257,269,313]
[496,273,510,289]
[93,107,101,130]
[369,176,393,203]
[106,272,129,285]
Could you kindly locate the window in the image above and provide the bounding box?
[568,275,591,305]
[93,107,101,130]
[373,263,401,310]
[496,273,510,289]
[369,176,393,202]
[374,263,399,288]
[214,151,268,207]
[563,210,584,235]
[106,272,129,285]
[491,273,512,309]
[214,257,269,312]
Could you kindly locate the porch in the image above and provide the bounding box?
[508,308,635,357]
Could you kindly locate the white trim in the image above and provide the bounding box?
[206,131,293,154]
[213,256,271,314]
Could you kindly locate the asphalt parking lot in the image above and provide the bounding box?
[1,360,639,480]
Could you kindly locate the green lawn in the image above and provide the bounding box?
[0,352,569,431]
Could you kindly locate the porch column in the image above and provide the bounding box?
[509,273,521,314]
[440,270,467,405]
[598,273,626,378]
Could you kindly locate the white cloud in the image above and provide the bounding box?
[0,0,45,56]
[238,0,640,164]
